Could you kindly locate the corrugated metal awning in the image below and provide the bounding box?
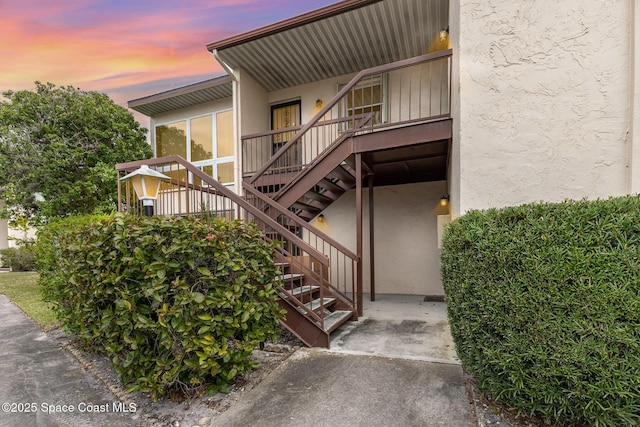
[128,75,233,116]
[208,0,448,92]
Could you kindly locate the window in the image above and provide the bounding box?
[156,121,186,157]
[340,74,386,126]
[154,110,234,185]
[190,116,213,162]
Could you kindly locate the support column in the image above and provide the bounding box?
[628,1,640,193]
[368,173,375,302]
[0,201,8,250]
[355,153,363,317]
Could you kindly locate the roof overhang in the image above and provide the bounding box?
[207,0,448,92]
[128,75,233,116]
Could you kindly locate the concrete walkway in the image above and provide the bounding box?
[0,295,139,427]
[0,292,477,427]
[210,296,476,427]
[330,295,460,363]
[209,349,475,427]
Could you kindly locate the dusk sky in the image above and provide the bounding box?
[1,0,336,123]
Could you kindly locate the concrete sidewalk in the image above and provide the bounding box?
[210,296,477,427]
[0,295,139,427]
[209,349,476,427]
[0,292,477,427]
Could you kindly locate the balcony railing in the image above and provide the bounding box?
[241,49,452,184]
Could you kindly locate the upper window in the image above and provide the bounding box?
[155,110,234,185]
[341,74,386,126]
[156,121,187,157]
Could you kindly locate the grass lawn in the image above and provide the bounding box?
[0,272,59,331]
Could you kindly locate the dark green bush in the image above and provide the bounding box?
[0,240,37,271]
[441,196,640,427]
[37,213,284,400]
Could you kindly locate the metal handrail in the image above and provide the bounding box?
[244,183,358,311]
[116,155,329,266]
[247,49,453,184]
[115,155,362,329]
[244,184,357,260]
[271,112,373,202]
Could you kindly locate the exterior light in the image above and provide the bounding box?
[120,165,170,216]
[440,195,449,207]
[439,27,449,42]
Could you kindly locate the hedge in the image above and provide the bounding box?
[0,240,37,271]
[37,214,284,399]
[441,196,640,427]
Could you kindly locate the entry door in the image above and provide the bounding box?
[271,101,301,170]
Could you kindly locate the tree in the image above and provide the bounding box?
[0,82,152,224]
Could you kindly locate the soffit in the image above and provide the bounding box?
[128,76,233,116]
[365,140,449,186]
[209,0,448,92]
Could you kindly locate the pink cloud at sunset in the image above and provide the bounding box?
[0,0,337,111]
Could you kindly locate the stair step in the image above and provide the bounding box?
[322,310,353,332]
[281,273,304,281]
[332,165,355,184]
[304,190,335,205]
[274,262,290,273]
[291,200,321,214]
[305,297,336,312]
[318,178,346,193]
[290,285,320,296]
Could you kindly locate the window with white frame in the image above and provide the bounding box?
[155,110,234,185]
[340,74,387,126]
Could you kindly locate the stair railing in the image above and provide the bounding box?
[116,155,345,329]
[244,183,359,312]
[271,112,373,204]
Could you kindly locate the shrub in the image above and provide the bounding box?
[37,213,284,400]
[0,240,37,271]
[441,196,640,427]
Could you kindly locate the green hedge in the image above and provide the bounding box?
[0,241,37,271]
[37,214,284,399]
[441,197,640,427]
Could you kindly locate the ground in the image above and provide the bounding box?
[49,325,548,427]
[49,328,302,427]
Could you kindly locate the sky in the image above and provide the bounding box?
[1,0,337,123]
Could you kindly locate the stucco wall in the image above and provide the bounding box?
[454,0,633,213]
[238,69,269,136]
[0,219,8,251]
[313,181,449,296]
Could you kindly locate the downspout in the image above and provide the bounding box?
[212,49,239,80]
[627,0,639,194]
[211,49,243,193]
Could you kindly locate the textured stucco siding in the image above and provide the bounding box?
[455,0,632,213]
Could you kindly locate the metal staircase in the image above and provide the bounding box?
[116,155,358,348]
[117,49,453,348]
[243,49,453,221]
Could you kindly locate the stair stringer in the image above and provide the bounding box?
[274,137,355,210]
[277,296,330,348]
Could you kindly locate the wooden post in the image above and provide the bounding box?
[355,153,363,316]
[368,173,375,301]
